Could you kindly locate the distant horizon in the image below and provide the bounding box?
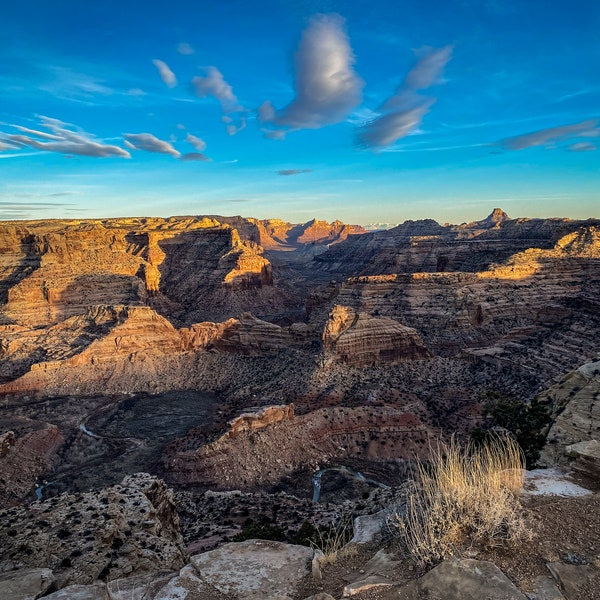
[0,205,597,229]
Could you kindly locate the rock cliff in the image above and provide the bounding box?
[540,357,600,466]
[163,404,434,489]
[0,423,64,505]
[322,305,431,366]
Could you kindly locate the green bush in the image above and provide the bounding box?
[474,391,551,467]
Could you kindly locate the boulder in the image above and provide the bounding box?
[383,558,527,600]
[0,568,55,600]
[565,440,600,480]
[190,539,313,599]
[546,562,595,599]
[152,565,217,600]
[351,508,390,544]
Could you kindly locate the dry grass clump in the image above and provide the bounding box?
[311,514,356,566]
[393,435,531,567]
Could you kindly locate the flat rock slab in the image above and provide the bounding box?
[44,583,107,600]
[0,567,55,600]
[190,539,313,599]
[153,565,224,600]
[523,468,592,497]
[566,440,600,480]
[547,562,595,599]
[108,571,176,600]
[535,575,565,600]
[360,549,401,579]
[382,558,527,600]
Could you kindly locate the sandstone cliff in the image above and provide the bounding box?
[540,357,600,466]
[322,305,431,366]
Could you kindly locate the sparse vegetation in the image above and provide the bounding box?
[308,513,355,565]
[392,435,531,567]
[479,391,552,467]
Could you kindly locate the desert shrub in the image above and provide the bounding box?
[478,391,551,467]
[392,435,531,567]
[232,522,286,542]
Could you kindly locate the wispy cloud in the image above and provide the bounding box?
[152,59,177,88]
[192,66,240,112]
[357,45,452,149]
[568,141,597,152]
[185,133,207,151]
[500,119,600,150]
[123,133,180,157]
[259,14,363,137]
[177,42,195,55]
[2,116,131,158]
[38,66,114,102]
[180,152,210,162]
[277,169,313,176]
[222,115,246,136]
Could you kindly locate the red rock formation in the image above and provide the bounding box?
[0,424,64,505]
[221,404,295,439]
[163,404,435,489]
[323,305,431,366]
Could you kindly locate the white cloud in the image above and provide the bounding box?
[262,129,287,141]
[260,14,363,136]
[358,45,452,149]
[3,116,130,158]
[177,42,195,55]
[192,66,240,112]
[180,152,211,162]
[500,119,600,150]
[568,141,597,152]
[359,103,433,148]
[225,116,246,136]
[152,59,177,88]
[277,169,312,176]
[186,133,207,151]
[123,133,180,157]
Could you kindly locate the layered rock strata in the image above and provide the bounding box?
[540,358,600,466]
[322,305,431,366]
[0,423,64,505]
[163,404,434,489]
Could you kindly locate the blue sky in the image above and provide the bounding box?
[1,0,598,224]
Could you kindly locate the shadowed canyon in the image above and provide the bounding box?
[1,210,600,598]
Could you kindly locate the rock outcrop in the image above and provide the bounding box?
[0,474,186,586]
[540,358,600,466]
[322,305,431,367]
[164,405,434,489]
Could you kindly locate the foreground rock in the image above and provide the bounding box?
[541,358,600,467]
[0,568,55,600]
[189,540,313,599]
[386,558,527,600]
[566,440,600,480]
[0,474,186,586]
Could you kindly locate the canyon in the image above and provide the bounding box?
[0,210,599,598]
